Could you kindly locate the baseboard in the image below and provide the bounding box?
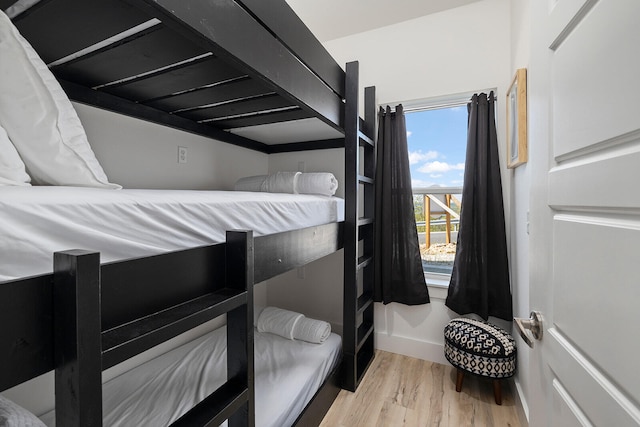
[374,332,448,365]
[514,378,530,426]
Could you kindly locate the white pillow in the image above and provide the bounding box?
[0,123,30,186]
[0,394,46,427]
[0,11,120,188]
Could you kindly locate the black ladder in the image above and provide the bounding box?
[53,231,255,427]
[343,61,376,392]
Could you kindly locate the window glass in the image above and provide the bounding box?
[406,106,466,278]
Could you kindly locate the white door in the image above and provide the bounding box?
[527,0,640,425]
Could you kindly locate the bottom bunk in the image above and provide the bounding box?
[1,224,345,426]
[38,324,341,427]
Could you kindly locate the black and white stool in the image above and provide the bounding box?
[444,318,517,405]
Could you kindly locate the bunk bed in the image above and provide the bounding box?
[0,0,377,426]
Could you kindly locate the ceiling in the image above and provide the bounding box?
[285,0,482,42]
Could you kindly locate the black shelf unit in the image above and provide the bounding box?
[343,61,376,392]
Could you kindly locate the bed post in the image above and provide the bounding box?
[53,250,102,427]
[226,230,255,427]
[343,61,376,391]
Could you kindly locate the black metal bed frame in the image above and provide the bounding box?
[0,0,377,425]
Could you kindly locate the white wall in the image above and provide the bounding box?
[75,103,268,190]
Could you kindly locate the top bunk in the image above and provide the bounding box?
[0,0,347,153]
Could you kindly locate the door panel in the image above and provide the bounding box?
[552,379,591,427]
[551,0,640,157]
[548,329,639,426]
[529,0,640,425]
[553,217,640,400]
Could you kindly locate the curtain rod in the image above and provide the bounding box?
[383,88,498,113]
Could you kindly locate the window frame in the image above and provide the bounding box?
[394,89,497,287]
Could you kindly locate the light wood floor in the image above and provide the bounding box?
[320,350,522,427]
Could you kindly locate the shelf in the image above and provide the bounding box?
[102,288,247,369]
[171,378,248,426]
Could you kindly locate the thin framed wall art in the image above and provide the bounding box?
[506,68,527,168]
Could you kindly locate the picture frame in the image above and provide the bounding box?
[506,68,527,168]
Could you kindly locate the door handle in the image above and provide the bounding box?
[513,311,543,348]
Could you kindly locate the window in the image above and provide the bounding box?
[405,99,468,282]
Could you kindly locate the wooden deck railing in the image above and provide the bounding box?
[413,187,462,248]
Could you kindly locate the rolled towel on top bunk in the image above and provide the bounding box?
[260,171,300,194]
[257,306,332,344]
[234,174,268,192]
[234,172,339,196]
[295,172,338,196]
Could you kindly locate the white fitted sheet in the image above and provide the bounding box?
[0,187,344,282]
[40,327,342,427]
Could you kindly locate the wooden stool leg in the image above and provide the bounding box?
[493,379,502,405]
[455,369,464,392]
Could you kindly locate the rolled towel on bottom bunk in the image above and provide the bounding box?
[256,306,303,340]
[293,317,331,344]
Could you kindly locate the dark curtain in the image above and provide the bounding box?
[374,105,429,305]
[446,92,512,320]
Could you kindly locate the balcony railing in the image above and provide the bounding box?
[413,186,462,248]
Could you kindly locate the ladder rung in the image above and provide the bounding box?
[358,131,374,147]
[356,322,374,352]
[357,292,373,316]
[358,175,373,185]
[357,256,372,270]
[358,217,374,227]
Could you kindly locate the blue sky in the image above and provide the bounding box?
[405,106,467,189]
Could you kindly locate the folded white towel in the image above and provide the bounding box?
[256,306,304,340]
[234,175,267,192]
[293,316,332,344]
[296,172,338,196]
[260,171,300,194]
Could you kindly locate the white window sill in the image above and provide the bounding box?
[425,272,450,300]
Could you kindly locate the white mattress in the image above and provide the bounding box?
[0,187,344,282]
[40,327,342,427]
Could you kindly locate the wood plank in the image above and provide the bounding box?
[211,108,311,129]
[60,80,270,153]
[10,0,149,64]
[0,274,53,392]
[253,222,343,284]
[53,250,102,427]
[321,351,522,427]
[101,289,247,370]
[52,24,208,88]
[104,56,246,102]
[145,78,269,112]
[177,94,293,122]
[139,0,343,130]
[236,0,344,97]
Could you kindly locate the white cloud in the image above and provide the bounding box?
[418,161,465,174]
[406,131,413,138]
[408,150,439,165]
[430,174,443,178]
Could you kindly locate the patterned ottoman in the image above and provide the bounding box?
[443,318,516,405]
